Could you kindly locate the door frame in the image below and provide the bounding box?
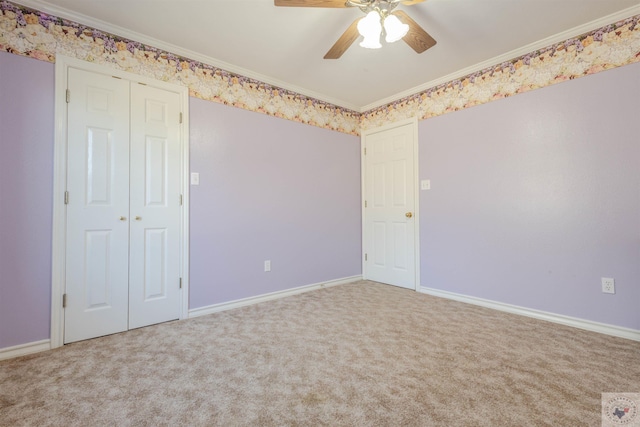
[50,55,191,349]
[361,117,420,290]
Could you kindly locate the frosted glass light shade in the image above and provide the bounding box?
[359,34,382,49]
[357,11,382,49]
[383,14,409,43]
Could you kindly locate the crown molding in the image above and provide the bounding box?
[361,4,640,113]
[11,0,361,112]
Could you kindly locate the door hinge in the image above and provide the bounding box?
[180,194,183,206]
[65,89,70,103]
[179,278,183,289]
[364,147,367,155]
[62,293,67,308]
[365,253,368,261]
[364,200,367,208]
[64,191,69,205]
[179,112,183,124]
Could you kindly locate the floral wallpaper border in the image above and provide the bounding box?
[0,1,361,135]
[361,14,640,130]
[1,0,639,136]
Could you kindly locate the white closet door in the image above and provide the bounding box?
[64,68,131,343]
[128,83,182,329]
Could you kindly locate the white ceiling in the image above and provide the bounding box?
[18,0,640,110]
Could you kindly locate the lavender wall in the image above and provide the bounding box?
[2,48,637,351]
[419,62,640,330]
[189,98,361,308]
[0,52,54,348]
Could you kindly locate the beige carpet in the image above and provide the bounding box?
[1,280,639,426]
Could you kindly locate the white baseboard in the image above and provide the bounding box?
[0,339,51,361]
[419,287,640,342]
[189,275,362,319]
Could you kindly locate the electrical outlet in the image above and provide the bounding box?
[601,277,615,294]
[264,260,271,272]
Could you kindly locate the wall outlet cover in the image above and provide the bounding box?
[601,277,615,294]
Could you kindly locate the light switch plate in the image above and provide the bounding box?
[421,179,431,190]
[191,172,200,186]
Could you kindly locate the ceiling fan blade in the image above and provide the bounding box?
[324,18,361,59]
[401,0,426,5]
[274,0,348,7]
[393,10,436,54]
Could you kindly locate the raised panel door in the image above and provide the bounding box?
[365,123,416,289]
[128,84,182,329]
[64,68,130,343]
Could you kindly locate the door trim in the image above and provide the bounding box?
[50,55,190,348]
[361,117,420,290]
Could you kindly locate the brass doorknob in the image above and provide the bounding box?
[119,216,127,221]
[135,216,142,221]
[405,212,413,218]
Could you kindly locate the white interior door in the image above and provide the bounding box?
[128,84,182,329]
[364,121,417,289]
[64,68,131,343]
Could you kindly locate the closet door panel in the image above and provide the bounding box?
[128,84,182,329]
[64,68,130,344]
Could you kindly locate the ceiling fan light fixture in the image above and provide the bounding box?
[383,14,409,43]
[277,0,436,59]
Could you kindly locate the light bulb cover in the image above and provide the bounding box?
[383,14,409,43]
[357,11,382,39]
[359,34,382,49]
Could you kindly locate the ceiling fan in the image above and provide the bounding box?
[274,0,437,59]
